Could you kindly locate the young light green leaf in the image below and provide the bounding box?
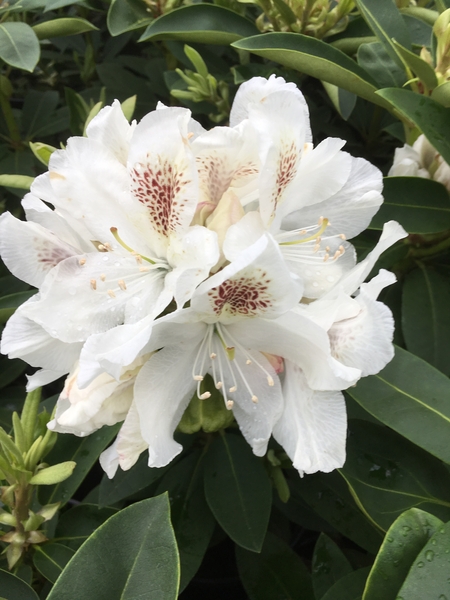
[392,40,438,90]
[236,532,315,600]
[29,142,57,166]
[0,22,40,72]
[121,95,137,122]
[30,461,76,485]
[431,80,450,107]
[232,33,393,110]
[47,495,180,600]
[397,520,450,599]
[362,509,443,600]
[0,175,34,190]
[140,4,258,44]
[347,346,450,464]
[33,543,75,583]
[312,533,353,600]
[204,432,272,552]
[402,267,450,376]
[376,88,450,164]
[355,0,411,67]
[32,18,98,40]
[369,177,450,234]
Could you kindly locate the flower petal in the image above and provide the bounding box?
[273,362,347,475]
[85,100,135,165]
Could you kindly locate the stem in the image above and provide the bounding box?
[410,235,450,258]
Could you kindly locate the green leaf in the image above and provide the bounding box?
[431,81,450,107]
[397,520,450,599]
[340,420,450,531]
[362,509,443,600]
[0,175,34,190]
[29,142,57,166]
[289,472,383,554]
[347,346,450,465]
[204,432,271,552]
[99,452,168,507]
[376,89,450,165]
[43,0,86,9]
[403,14,433,47]
[369,177,450,234]
[30,461,76,485]
[321,567,371,600]
[357,43,407,89]
[47,494,179,600]
[0,569,39,600]
[33,18,98,40]
[38,424,120,506]
[0,291,36,324]
[392,41,438,90]
[312,533,353,600]
[401,7,438,27]
[322,82,357,121]
[55,504,118,550]
[140,4,258,44]
[355,0,411,67]
[0,357,26,390]
[232,33,393,110]
[402,267,450,376]
[33,543,75,584]
[64,87,90,135]
[107,0,152,36]
[0,22,40,72]
[236,531,315,600]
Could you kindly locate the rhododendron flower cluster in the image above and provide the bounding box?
[0,76,407,478]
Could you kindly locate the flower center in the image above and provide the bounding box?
[277,216,346,263]
[207,272,273,318]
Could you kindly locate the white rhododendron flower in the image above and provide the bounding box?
[0,75,407,479]
[389,133,450,192]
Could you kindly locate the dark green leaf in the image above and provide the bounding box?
[363,509,443,600]
[402,267,450,376]
[21,90,59,139]
[397,520,450,600]
[403,14,432,47]
[204,432,271,552]
[236,531,314,600]
[347,346,450,465]
[38,424,120,506]
[357,43,406,88]
[55,504,118,550]
[370,177,450,234]
[290,472,383,554]
[322,82,357,121]
[312,533,353,600]
[33,18,98,40]
[0,22,40,72]
[140,5,258,44]
[376,89,450,165]
[0,357,26,390]
[0,569,39,600]
[232,33,393,110]
[33,543,75,583]
[340,420,450,531]
[64,87,90,135]
[107,0,152,36]
[321,567,371,600]
[99,452,168,507]
[355,0,411,67]
[0,291,36,324]
[47,495,179,600]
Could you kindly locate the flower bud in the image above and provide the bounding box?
[29,461,76,485]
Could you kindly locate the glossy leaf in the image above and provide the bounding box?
[140,5,258,44]
[362,509,443,600]
[347,346,450,465]
[402,267,450,376]
[321,567,371,600]
[340,420,450,531]
[312,533,353,600]
[39,424,120,506]
[376,89,450,165]
[236,532,314,600]
[397,520,450,599]
[355,0,411,67]
[357,43,406,88]
[47,494,179,600]
[0,569,39,600]
[33,543,75,583]
[55,504,118,550]
[32,18,98,39]
[0,22,39,72]
[107,0,152,36]
[204,432,272,552]
[369,177,450,234]
[232,33,393,110]
[99,452,168,507]
[290,472,383,554]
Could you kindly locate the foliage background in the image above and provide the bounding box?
[1,0,450,598]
